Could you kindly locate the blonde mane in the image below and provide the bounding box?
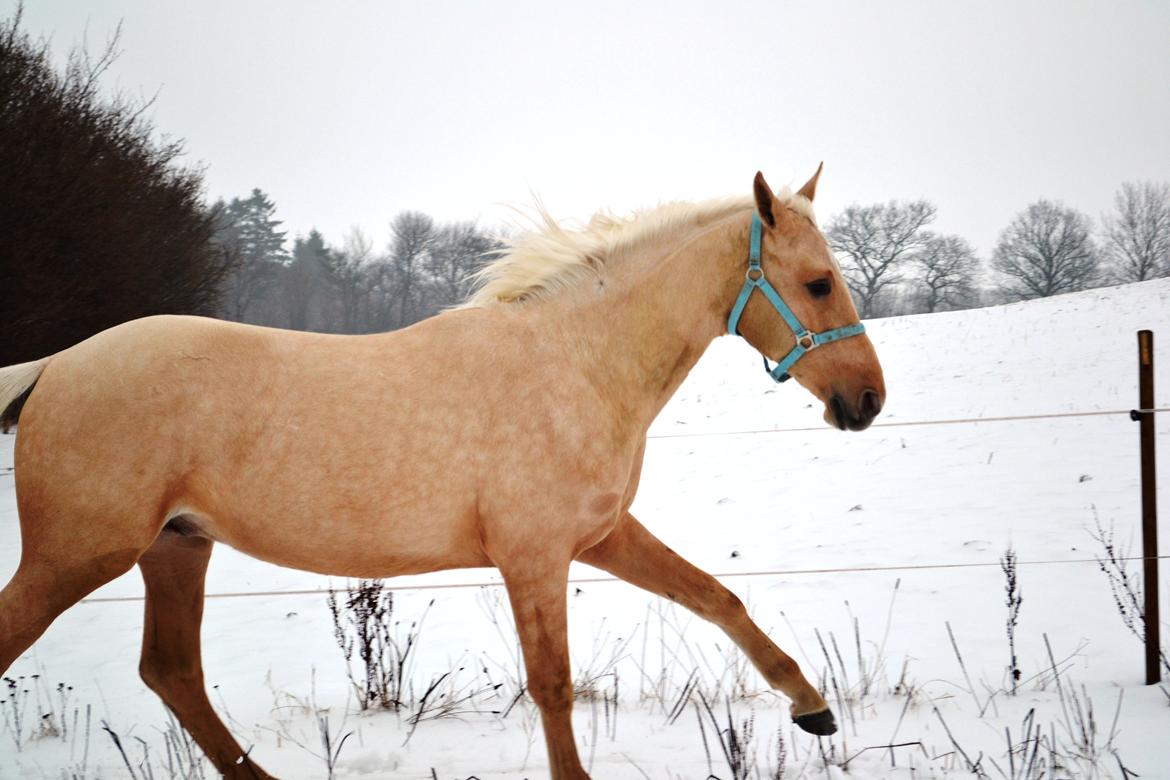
[462,188,814,307]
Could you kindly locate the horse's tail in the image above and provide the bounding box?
[0,357,51,433]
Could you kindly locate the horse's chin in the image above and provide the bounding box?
[823,404,847,431]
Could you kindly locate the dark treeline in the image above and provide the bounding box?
[212,193,503,333]
[0,12,233,365]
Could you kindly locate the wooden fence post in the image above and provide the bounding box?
[1132,330,1160,684]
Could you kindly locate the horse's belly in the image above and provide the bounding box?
[185,476,491,578]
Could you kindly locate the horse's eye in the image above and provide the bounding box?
[806,278,832,298]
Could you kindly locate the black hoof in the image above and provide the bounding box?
[793,708,837,736]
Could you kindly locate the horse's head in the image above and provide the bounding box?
[729,167,886,431]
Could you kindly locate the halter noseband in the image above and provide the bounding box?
[727,212,866,383]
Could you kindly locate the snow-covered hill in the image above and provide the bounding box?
[3,279,1168,778]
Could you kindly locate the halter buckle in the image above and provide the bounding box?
[746,267,764,282]
[796,331,816,350]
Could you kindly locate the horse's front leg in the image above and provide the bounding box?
[501,558,589,779]
[578,511,836,735]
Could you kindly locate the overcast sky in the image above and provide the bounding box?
[8,0,1170,257]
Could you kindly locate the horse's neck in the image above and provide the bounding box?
[550,211,749,430]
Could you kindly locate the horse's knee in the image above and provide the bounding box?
[529,678,575,714]
[717,586,747,617]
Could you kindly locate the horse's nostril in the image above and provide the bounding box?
[858,389,882,419]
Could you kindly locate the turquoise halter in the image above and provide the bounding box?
[727,213,867,383]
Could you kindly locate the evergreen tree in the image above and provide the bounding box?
[281,229,330,330]
[219,189,289,323]
[320,227,376,333]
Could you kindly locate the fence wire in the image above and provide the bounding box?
[646,406,1170,440]
[1,407,1167,478]
[1,405,1165,606]
[72,554,1170,605]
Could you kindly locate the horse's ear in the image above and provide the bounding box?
[753,171,777,229]
[755,171,796,233]
[797,162,824,202]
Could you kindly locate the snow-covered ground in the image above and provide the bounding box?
[3,280,1169,778]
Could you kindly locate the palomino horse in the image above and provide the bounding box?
[0,169,884,778]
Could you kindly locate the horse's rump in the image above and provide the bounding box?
[0,358,49,432]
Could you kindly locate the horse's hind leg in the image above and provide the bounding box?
[578,511,836,735]
[137,531,275,780]
[0,546,139,673]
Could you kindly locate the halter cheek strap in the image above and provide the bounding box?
[727,213,866,383]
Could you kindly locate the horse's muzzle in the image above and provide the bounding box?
[828,389,883,432]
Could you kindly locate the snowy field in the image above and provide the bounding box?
[3,280,1169,779]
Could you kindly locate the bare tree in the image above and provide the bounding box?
[992,200,1099,300]
[913,234,980,313]
[1102,181,1170,282]
[364,259,397,332]
[426,222,501,309]
[826,200,936,317]
[386,212,435,326]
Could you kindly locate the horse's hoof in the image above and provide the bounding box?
[793,708,837,735]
